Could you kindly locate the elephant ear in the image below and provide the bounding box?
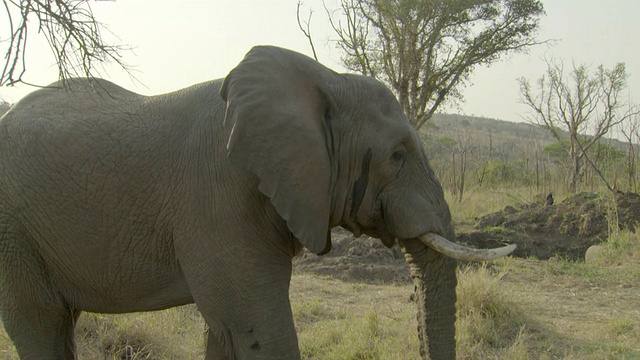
[220,46,334,255]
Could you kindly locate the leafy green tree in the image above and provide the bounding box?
[542,139,626,191]
[485,159,514,186]
[542,141,569,165]
[436,136,457,150]
[324,0,545,129]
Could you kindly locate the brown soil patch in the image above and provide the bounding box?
[293,228,411,284]
[294,191,640,282]
[462,191,640,260]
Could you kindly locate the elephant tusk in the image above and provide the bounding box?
[418,233,516,261]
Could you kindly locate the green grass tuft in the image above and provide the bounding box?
[456,264,531,358]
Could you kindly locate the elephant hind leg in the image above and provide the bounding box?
[2,305,82,360]
[0,234,82,359]
[65,309,83,358]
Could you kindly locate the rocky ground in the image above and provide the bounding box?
[293,191,640,282]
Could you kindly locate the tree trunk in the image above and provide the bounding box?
[400,238,457,360]
[570,153,581,192]
[535,150,540,192]
[458,152,465,203]
[627,142,636,191]
[569,136,580,192]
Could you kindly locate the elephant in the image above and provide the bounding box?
[0,45,515,359]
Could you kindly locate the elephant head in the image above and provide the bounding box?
[220,46,514,359]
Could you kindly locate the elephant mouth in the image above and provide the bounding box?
[342,222,396,248]
[416,233,516,261]
[344,201,515,261]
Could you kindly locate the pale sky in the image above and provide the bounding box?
[1,0,638,124]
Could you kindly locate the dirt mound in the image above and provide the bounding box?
[293,191,640,283]
[462,191,640,260]
[293,228,411,284]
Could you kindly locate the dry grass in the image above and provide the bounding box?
[2,251,637,359]
[456,264,530,359]
[76,305,205,359]
[598,230,640,268]
[291,276,419,359]
[0,305,205,359]
[0,188,638,359]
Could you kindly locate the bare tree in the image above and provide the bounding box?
[2,0,128,87]
[475,130,492,188]
[433,127,474,202]
[322,0,545,130]
[519,58,639,192]
[454,135,472,202]
[619,111,640,192]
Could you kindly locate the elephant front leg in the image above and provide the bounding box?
[197,275,301,360]
[175,235,301,359]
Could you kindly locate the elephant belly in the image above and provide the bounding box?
[39,233,195,313]
[52,262,195,313]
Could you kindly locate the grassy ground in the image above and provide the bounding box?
[1,233,638,359]
[1,189,638,359]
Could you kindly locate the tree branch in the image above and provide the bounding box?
[2,0,131,87]
[323,0,546,130]
[296,1,318,61]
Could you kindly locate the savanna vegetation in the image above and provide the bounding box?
[0,186,637,359]
[426,112,637,203]
[1,1,639,359]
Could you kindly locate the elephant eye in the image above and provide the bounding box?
[324,107,332,121]
[391,150,406,178]
[391,150,405,163]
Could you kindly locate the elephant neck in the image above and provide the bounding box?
[327,165,354,233]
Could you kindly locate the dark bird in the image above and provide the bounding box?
[545,192,554,206]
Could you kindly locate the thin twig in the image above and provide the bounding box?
[296,1,318,61]
[2,0,132,87]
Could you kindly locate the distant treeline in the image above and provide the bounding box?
[424,114,631,201]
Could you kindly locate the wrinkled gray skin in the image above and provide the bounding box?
[0,46,457,359]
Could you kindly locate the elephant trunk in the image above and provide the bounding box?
[400,238,457,360]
